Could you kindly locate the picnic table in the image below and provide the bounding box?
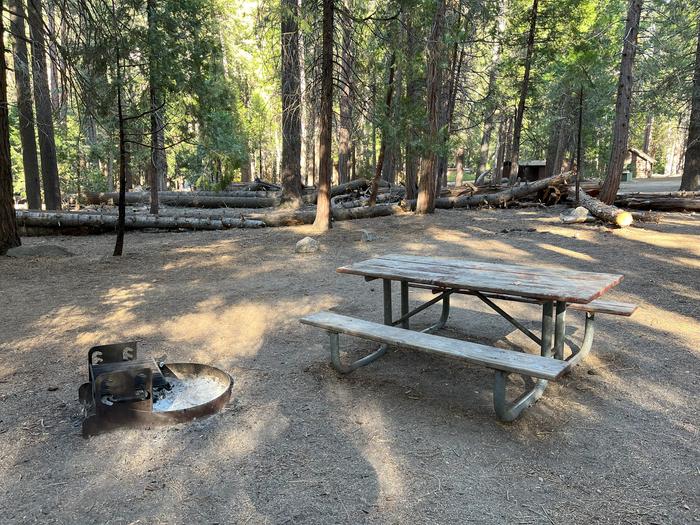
[301,254,637,421]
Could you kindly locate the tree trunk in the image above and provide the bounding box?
[680,20,700,191]
[147,0,167,214]
[27,0,61,209]
[454,148,465,187]
[9,0,41,210]
[599,0,643,203]
[113,48,127,257]
[0,4,20,255]
[312,0,333,230]
[369,52,396,205]
[403,14,420,201]
[416,0,446,215]
[477,0,505,178]
[337,2,353,184]
[493,117,506,185]
[280,0,303,206]
[508,0,538,185]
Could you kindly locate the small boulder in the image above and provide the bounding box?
[6,244,75,258]
[358,229,377,242]
[295,236,319,254]
[560,206,594,224]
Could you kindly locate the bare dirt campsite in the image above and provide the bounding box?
[1,207,699,524]
[1,0,700,522]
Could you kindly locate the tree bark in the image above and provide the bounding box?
[416,0,446,214]
[508,0,538,185]
[16,210,265,232]
[147,0,167,214]
[337,2,353,184]
[27,0,61,209]
[599,0,643,203]
[0,4,21,254]
[369,52,396,205]
[312,0,333,231]
[454,148,465,187]
[113,47,127,256]
[10,0,42,210]
[403,14,420,201]
[280,0,303,206]
[680,20,700,191]
[477,0,506,178]
[493,117,506,185]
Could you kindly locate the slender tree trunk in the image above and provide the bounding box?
[113,50,127,257]
[312,0,333,230]
[28,0,61,209]
[454,147,464,186]
[10,0,41,209]
[599,0,643,203]
[477,0,506,177]
[369,52,396,205]
[680,20,700,191]
[0,3,20,254]
[280,0,303,205]
[337,2,353,184]
[494,117,506,185]
[508,0,538,185]
[147,0,167,214]
[404,14,420,201]
[416,0,446,214]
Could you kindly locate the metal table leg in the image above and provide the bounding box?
[400,281,409,329]
[554,301,567,360]
[492,301,555,422]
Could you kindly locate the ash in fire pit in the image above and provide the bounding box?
[78,342,233,436]
[153,374,230,412]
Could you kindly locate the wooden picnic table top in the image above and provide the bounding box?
[337,254,624,304]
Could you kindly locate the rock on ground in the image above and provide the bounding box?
[295,236,319,253]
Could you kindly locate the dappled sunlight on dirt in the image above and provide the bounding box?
[537,242,597,262]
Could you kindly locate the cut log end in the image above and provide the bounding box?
[615,211,634,227]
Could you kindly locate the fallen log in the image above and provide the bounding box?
[406,172,570,209]
[577,190,633,227]
[247,203,405,227]
[83,191,278,208]
[15,210,265,232]
[616,191,700,199]
[614,196,700,212]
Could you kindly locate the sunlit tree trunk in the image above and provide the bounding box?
[599,0,643,203]
[0,2,20,254]
[28,0,61,209]
[312,0,333,230]
[508,0,538,185]
[404,14,420,201]
[10,0,41,210]
[416,0,446,214]
[680,21,700,191]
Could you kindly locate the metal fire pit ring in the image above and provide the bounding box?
[81,353,233,437]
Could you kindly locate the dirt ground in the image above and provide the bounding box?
[1,206,698,524]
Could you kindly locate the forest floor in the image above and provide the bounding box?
[1,205,698,524]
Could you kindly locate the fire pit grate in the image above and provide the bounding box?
[78,342,233,437]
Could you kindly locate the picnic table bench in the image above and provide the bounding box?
[300,254,638,421]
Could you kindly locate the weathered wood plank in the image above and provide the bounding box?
[301,311,569,380]
[338,254,623,304]
[568,299,637,316]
